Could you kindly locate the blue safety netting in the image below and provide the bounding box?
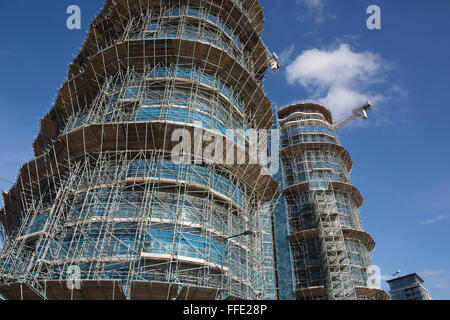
[162,8,244,51]
[25,212,50,235]
[281,134,337,148]
[67,74,249,148]
[285,171,348,187]
[145,229,224,265]
[147,67,243,112]
[281,126,338,141]
[270,110,296,300]
[129,160,244,207]
[144,24,250,70]
[33,221,250,289]
[259,204,278,300]
[287,187,359,231]
[68,187,249,239]
[35,225,227,264]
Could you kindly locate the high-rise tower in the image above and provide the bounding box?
[387,273,432,300]
[0,0,279,300]
[277,101,389,300]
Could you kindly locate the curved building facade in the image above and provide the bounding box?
[0,0,278,300]
[278,102,389,300]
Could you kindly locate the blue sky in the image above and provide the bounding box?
[0,0,449,299]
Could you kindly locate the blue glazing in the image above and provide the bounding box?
[25,212,50,235]
[162,8,244,51]
[270,108,296,300]
[147,67,244,112]
[144,24,250,71]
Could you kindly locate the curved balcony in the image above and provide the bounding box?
[281,142,353,172]
[289,212,363,234]
[141,25,253,74]
[284,155,350,178]
[25,0,271,169]
[160,8,245,51]
[66,106,247,149]
[281,125,339,143]
[69,160,246,210]
[296,286,389,300]
[281,134,339,150]
[278,111,329,126]
[19,187,250,242]
[37,230,228,267]
[70,0,265,77]
[283,181,363,208]
[128,160,245,207]
[289,227,375,252]
[278,102,334,125]
[290,234,373,293]
[3,121,279,232]
[67,190,249,231]
[31,226,251,290]
[284,171,351,188]
[31,36,272,157]
[146,67,245,112]
[280,118,333,132]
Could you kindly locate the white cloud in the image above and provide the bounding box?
[319,87,384,121]
[278,45,295,65]
[296,0,326,24]
[298,0,324,7]
[436,281,450,288]
[286,44,383,88]
[285,44,391,122]
[380,274,393,281]
[420,269,445,277]
[420,215,450,226]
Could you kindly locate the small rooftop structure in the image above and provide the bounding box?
[386,273,424,284]
[387,273,432,300]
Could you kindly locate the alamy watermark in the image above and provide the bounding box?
[65,5,381,31]
[66,265,81,290]
[366,265,382,289]
[66,5,81,30]
[367,5,381,30]
[171,125,280,176]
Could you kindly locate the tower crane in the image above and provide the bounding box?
[268,52,282,71]
[333,101,374,130]
[262,43,282,71]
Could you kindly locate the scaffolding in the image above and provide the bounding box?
[269,111,296,300]
[1,150,275,298]
[278,102,389,300]
[0,0,280,300]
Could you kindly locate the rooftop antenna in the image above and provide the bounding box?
[392,270,401,278]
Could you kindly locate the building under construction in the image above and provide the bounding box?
[277,102,389,300]
[0,0,279,300]
[387,273,432,300]
[0,0,388,301]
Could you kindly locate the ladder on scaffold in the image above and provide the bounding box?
[24,161,83,300]
[0,184,49,288]
[312,185,357,300]
[90,153,142,299]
